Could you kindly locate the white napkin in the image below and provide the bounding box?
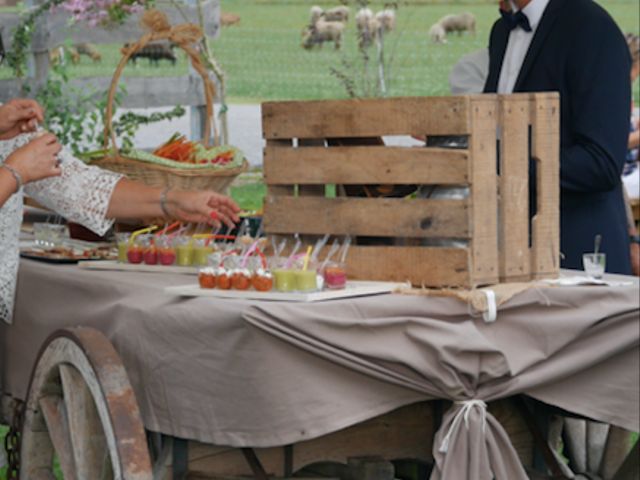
[540,276,634,287]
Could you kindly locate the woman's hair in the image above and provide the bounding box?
[626,33,640,65]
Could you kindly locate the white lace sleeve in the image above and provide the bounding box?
[23,138,124,236]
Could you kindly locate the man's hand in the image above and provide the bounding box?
[0,99,44,140]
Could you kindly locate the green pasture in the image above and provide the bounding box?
[1,1,638,101]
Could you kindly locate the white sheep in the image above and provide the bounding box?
[355,8,378,49]
[437,12,476,36]
[323,6,350,23]
[429,23,447,44]
[309,6,324,26]
[302,18,345,50]
[375,9,396,34]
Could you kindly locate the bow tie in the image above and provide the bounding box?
[499,8,533,32]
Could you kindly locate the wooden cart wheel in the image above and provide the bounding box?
[19,327,152,480]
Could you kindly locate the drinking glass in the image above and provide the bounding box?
[583,253,606,279]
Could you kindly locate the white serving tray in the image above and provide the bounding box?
[165,280,407,302]
[78,260,198,274]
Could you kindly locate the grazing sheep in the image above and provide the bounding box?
[301,18,345,50]
[220,11,241,27]
[355,7,378,49]
[323,6,350,23]
[124,42,177,66]
[429,23,447,44]
[309,5,324,25]
[75,42,101,62]
[375,9,396,34]
[437,12,476,36]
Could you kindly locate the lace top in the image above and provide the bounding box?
[0,133,123,323]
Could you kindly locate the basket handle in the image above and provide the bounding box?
[103,17,218,154]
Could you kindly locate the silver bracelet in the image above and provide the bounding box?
[1,164,23,193]
[159,187,172,218]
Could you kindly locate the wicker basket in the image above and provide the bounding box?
[94,10,247,192]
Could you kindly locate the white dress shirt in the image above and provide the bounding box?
[497,0,550,94]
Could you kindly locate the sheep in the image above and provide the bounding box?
[355,8,378,49]
[429,23,447,44]
[375,9,396,34]
[221,11,241,27]
[123,42,177,66]
[437,12,476,36]
[301,18,345,50]
[309,6,324,26]
[323,6,350,23]
[75,42,102,62]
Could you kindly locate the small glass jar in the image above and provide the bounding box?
[175,236,194,267]
[323,261,347,289]
[193,238,214,266]
[156,235,176,266]
[126,236,144,264]
[141,234,158,265]
[116,232,131,263]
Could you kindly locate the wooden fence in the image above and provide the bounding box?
[0,0,219,134]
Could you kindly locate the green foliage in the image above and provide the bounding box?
[34,61,185,159]
[5,0,65,77]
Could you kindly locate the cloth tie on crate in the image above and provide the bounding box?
[438,399,487,453]
[396,282,532,321]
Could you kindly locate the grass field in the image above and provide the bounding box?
[1,1,638,101]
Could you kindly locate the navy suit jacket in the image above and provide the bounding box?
[484,0,632,274]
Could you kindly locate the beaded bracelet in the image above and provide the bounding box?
[1,164,23,193]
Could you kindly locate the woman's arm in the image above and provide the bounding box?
[106,178,241,229]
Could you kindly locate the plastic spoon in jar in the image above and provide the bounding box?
[320,238,341,272]
[339,235,352,264]
[594,234,602,255]
[310,234,330,264]
[284,235,302,269]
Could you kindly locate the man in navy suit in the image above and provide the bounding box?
[484,0,632,274]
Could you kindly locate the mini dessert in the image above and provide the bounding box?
[143,244,158,265]
[126,244,144,264]
[156,236,176,265]
[231,268,252,290]
[295,269,318,292]
[216,268,232,290]
[274,269,296,292]
[324,262,347,289]
[116,232,131,263]
[252,268,274,292]
[175,238,194,266]
[198,267,217,289]
[193,239,214,266]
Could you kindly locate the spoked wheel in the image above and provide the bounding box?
[19,327,152,479]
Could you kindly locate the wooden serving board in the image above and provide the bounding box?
[165,280,407,302]
[78,260,198,275]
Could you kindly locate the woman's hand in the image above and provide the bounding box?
[4,133,62,184]
[165,189,241,229]
[0,99,44,140]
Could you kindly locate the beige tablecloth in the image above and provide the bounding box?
[1,260,638,480]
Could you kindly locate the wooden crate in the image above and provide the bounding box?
[261,93,559,288]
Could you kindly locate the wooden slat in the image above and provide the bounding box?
[469,96,499,286]
[262,97,473,139]
[264,197,469,238]
[263,146,470,185]
[0,75,208,108]
[265,140,295,197]
[60,364,109,480]
[529,93,560,279]
[340,245,470,286]
[39,395,78,480]
[499,95,531,282]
